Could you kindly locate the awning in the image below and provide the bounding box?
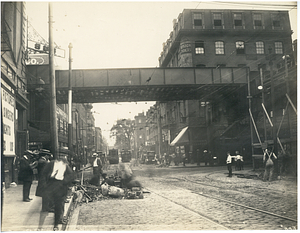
[170,126,189,146]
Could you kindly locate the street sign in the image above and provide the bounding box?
[27,40,65,58]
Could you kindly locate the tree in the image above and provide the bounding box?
[110,119,135,150]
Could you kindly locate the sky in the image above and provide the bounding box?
[25,1,298,146]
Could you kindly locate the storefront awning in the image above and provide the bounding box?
[170,127,188,146]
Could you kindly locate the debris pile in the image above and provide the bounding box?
[71,175,144,205]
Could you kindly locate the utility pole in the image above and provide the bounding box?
[68,43,73,156]
[157,103,162,160]
[259,68,267,141]
[269,48,278,163]
[283,55,292,141]
[49,3,59,158]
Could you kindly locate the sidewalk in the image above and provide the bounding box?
[1,180,72,231]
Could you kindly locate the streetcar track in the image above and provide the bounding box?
[165,173,297,196]
[152,174,297,223]
[191,191,297,222]
[144,187,230,230]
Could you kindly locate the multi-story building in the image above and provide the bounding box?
[2,2,29,187]
[151,9,296,165]
[134,112,147,159]
[95,127,103,153]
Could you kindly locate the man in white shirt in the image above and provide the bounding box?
[226,151,233,177]
[39,153,73,230]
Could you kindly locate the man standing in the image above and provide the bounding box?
[18,150,38,202]
[263,148,277,182]
[40,153,73,230]
[203,150,209,166]
[35,149,52,211]
[92,153,102,185]
[226,151,233,177]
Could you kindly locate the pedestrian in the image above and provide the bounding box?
[235,151,242,170]
[203,150,209,166]
[40,153,74,230]
[263,148,277,182]
[35,149,52,211]
[182,153,186,166]
[18,150,38,202]
[92,153,103,185]
[165,153,170,166]
[240,154,244,170]
[226,151,233,177]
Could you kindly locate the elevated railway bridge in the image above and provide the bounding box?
[28,66,249,104]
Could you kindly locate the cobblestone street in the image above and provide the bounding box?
[67,164,297,231]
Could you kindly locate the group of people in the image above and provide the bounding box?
[226,147,288,182]
[18,149,74,231]
[226,151,244,177]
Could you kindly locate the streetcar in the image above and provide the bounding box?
[121,150,132,163]
[144,151,158,164]
[107,149,119,164]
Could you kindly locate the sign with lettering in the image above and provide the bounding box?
[25,54,49,65]
[1,87,15,156]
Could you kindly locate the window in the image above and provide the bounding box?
[253,13,263,28]
[233,13,243,27]
[256,41,264,54]
[215,41,224,54]
[272,14,282,29]
[195,41,204,54]
[193,13,203,29]
[213,13,223,27]
[273,20,280,28]
[275,42,283,54]
[236,41,245,54]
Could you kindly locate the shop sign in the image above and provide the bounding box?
[25,54,49,65]
[2,87,15,156]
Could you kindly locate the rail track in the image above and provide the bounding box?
[143,171,297,230]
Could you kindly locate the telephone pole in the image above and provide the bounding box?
[49,3,59,158]
[68,43,73,156]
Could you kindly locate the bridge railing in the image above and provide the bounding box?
[55,67,248,88]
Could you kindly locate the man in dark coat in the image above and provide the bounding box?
[35,149,52,211]
[40,153,74,230]
[92,153,103,185]
[18,150,38,202]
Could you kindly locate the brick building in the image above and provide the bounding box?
[146,9,296,165]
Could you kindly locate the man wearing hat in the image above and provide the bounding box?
[18,150,38,202]
[92,153,103,185]
[92,153,102,175]
[35,149,53,211]
[39,152,74,230]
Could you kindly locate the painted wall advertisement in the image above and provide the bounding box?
[2,85,15,156]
